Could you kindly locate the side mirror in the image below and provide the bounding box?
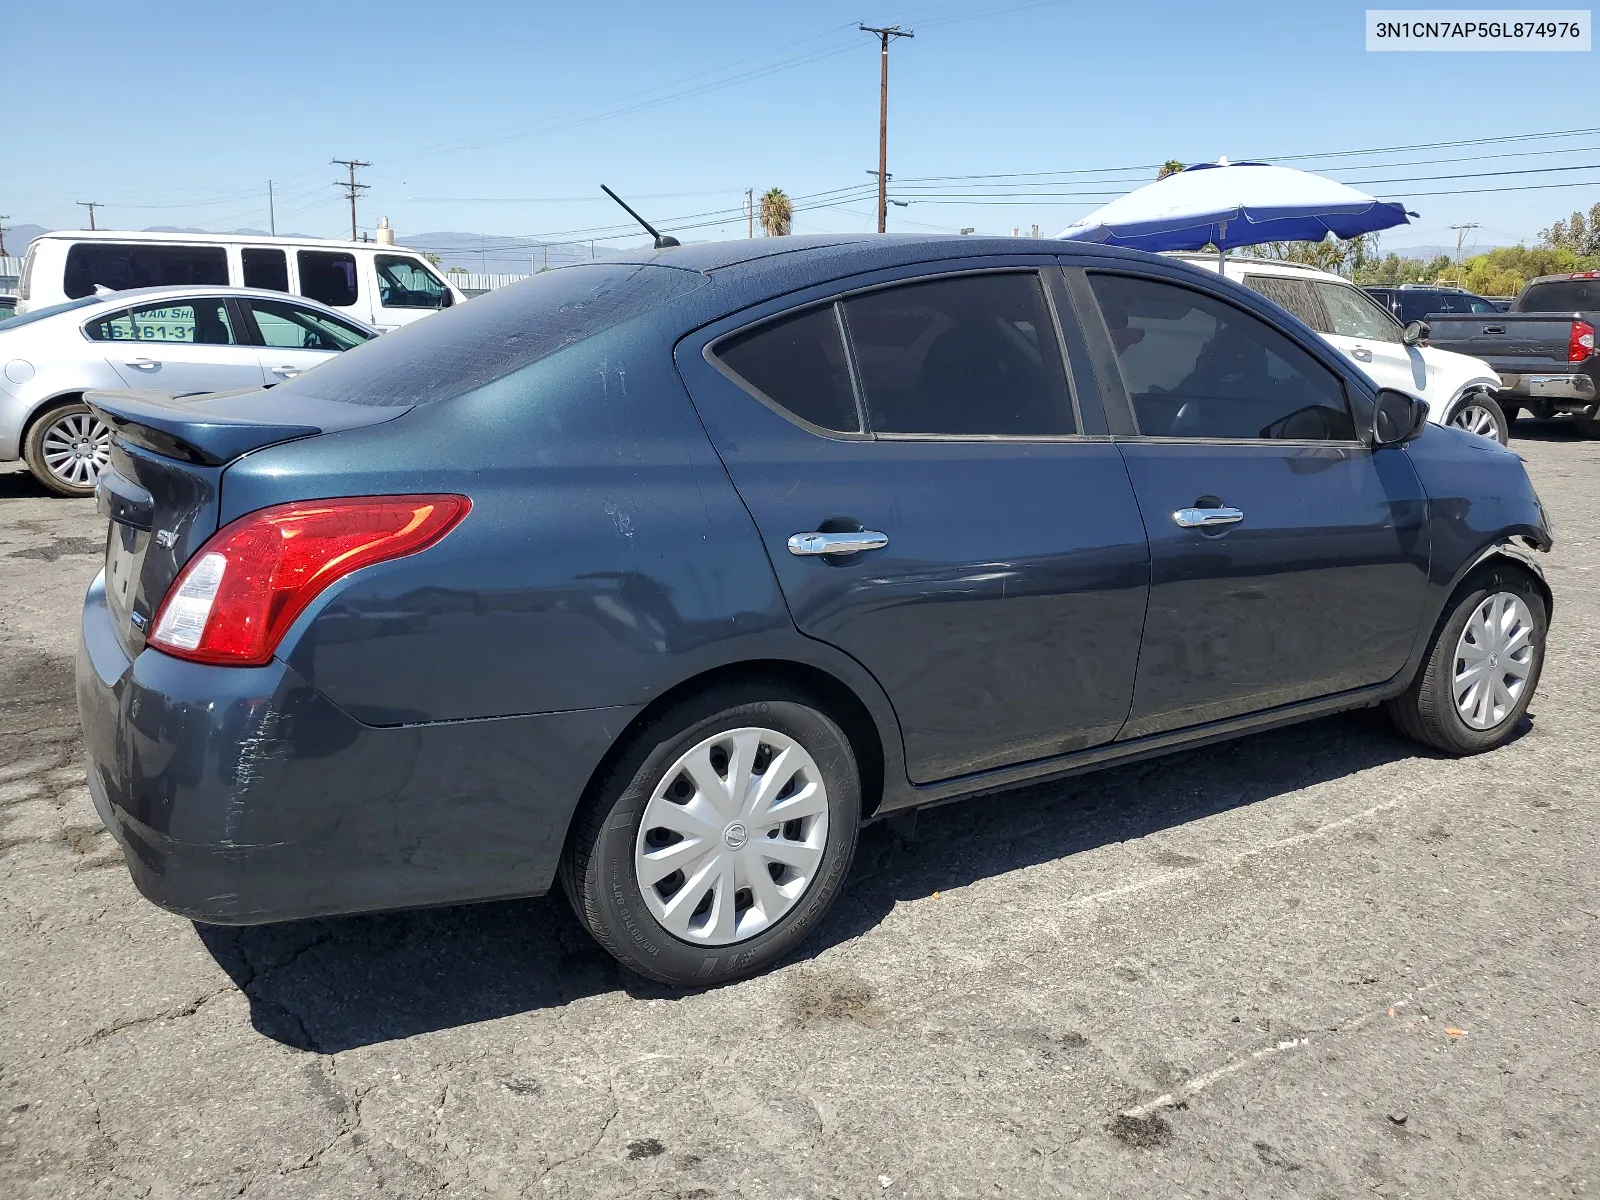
[1402,320,1430,347]
[1373,388,1429,447]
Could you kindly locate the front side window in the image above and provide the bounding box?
[248,298,371,352]
[374,255,452,309]
[1089,273,1354,441]
[1314,283,1403,343]
[242,248,289,292]
[297,250,359,307]
[1242,274,1329,332]
[88,300,240,345]
[843,272,1076,436]
[63,243,228,299]
[714,304,860,433]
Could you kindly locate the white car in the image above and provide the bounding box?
[1175,255,1508,442]
[0,286,375,496]
[15,230,466,333]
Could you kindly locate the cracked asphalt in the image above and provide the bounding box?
[1,428,1597,1199]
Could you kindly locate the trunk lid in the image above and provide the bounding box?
[87,386,410,656]
[1425,313,1585,371]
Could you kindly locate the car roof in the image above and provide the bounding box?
[28,229,421,254]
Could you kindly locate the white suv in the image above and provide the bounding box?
[1176,255,1508,442]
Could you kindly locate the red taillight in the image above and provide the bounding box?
[1570,319,1595,363]
[149,495,470,666]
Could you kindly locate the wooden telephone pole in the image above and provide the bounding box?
[76,201,102,230]
[332,159,371,240]
[860,24,913,233]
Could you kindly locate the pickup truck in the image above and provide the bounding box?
[1424,271,1600,435]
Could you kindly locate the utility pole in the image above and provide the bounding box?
[1451,222,1481,268]
[268,180,276,236]
[0,216,9,258]
[331,159,371,241]
[747,187,754,239]
[77,201,102,230]
[860,24,913,234]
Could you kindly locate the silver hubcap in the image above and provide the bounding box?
[1451,402,1500,441]
[40,411,112,488]
[1453,592,1536,730]
[634,727,829,946]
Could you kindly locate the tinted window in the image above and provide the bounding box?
[375,255,452,309]
[275,263,707,407]
[1090,273,1353,441]
[83,308,140,341]
[248,299,370,352]
[85,300,239,344]
[843,272,1075,435]
[297,250,359,307]
[1242,274,1328,331]
[62,243,227,299]
[242,248,289,292]
[1313,283,1403,343]
[715,305,859,432]
[1519,279,1600,311]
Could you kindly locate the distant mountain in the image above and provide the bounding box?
[1,224,50,258]
[396,231,636,276]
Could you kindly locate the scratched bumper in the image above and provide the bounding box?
[76,570,634,925]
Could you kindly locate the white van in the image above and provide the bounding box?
[15,230,466,332]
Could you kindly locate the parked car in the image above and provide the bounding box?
[1364,285,1502,323]
[1178,256,1509,442]
[15,230,464,332]
[78,237,1553,986]
[1423,270,1600,435]
[0,286,375,496]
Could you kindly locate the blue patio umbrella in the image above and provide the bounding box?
[1057,159,1417,257]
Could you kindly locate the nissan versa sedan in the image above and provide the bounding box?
[77,237,1552,986]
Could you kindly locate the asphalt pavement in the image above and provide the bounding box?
[0,428,1595,1199]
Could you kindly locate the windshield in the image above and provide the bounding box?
[0,296,103,332]
[1520,279,1600,312]
[275,263,707,406]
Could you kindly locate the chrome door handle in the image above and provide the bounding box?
[1351,346,1373,362]
[1172,507,1244,528]
[124,358,159,370]
[787,530,889,556]
[270,365,301,378]
[1483,324,1506,335]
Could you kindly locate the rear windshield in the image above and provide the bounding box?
[0,296,102,332]
[63,243,228,299]
[1519,279,1600,312]
[275,263,707,406]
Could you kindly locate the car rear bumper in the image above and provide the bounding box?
[1497,371,1597,408]
[76,570,637,925]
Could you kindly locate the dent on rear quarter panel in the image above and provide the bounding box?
[223,321,799,725]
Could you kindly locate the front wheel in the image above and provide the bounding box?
[1447,392,1509,444]
[562,681,861,986]
[1386,567,1547,755]
[22,401,112,498]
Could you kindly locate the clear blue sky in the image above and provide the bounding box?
[5,0,1595,255]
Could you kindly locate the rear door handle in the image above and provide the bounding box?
[1483,324,1506,334]
[1173,507,1244,528]
[1351,346,1373,362]
[124,358,159,371]
[269,365,302,378]
[787,530,889,556]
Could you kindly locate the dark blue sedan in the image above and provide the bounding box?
[77,237,1553,985]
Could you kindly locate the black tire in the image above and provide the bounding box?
[1386,566,1547,755]
[1446,391,1509,445]
[561,680,861,986]
[22,400,110,498]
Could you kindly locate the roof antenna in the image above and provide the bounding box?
[601,185,680,248]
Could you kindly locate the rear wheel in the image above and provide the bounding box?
[562,681,861,986]
[1447,392,1508,444]
[1386,567,1546,755]
[22,401,112,498]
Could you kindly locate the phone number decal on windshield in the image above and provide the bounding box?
[1367,9,1590,49]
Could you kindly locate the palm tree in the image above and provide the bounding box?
[759,188,793,237]
[1158,160,1185,180]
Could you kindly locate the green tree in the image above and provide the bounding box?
[423,252,443,267]
[1248,234,1376,278]
[1157,160,1184,180]
[1541,202,1600,255]
[1458,244,1600,295]
[759,188,793,237]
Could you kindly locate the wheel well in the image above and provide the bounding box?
[579,660,888,821]
[1461,551,1553,620]
[19,393,86,447]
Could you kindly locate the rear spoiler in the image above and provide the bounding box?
[85,387,409,467]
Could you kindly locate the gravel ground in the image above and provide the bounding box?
[0,429,1596,1200]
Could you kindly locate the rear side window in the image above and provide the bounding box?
[843,272,1076,435]
[1519,279,1600,311]
[275,263,707,406]
[242,248,289,292]
[714,306,860,433]
[63,243,227,299]
[1089,273,1353,441]
[297,250,359,307]
[1242,274,1328,332]
[1313,283,1403,343]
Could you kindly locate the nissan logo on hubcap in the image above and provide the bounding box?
[722,822,748,850]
